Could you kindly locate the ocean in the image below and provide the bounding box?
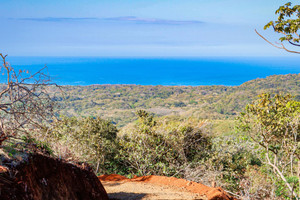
[6,57,300,86]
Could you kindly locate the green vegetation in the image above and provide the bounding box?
[52,74,299,127]
[258,2,300,54]
[1,2,300,199]
[239,94,300,199]
[43,91,299,199]
[42,92,299,199]
[44,73,300,199]
[1,55,299,199]
[48,116,121,174]
[45,112,213,177]
[118,111,212,177]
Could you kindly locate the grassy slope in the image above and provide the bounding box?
[52,74,300,127]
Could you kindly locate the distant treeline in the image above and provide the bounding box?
[50,74,300,126]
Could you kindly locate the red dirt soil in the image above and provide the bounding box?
[99,174,236,200]
[0,154,108,200]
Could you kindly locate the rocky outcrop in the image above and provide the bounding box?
[0,154,108,200]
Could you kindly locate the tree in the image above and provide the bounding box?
[118,110,177,176]
[239,93,300,199]
[0,53,57,146]
[256,2,300,54]
[50,116,119,174]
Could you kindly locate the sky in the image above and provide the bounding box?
[0,0,298,57]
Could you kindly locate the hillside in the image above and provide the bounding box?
[52,74,299,126]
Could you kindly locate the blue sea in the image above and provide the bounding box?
[6,57,300,86]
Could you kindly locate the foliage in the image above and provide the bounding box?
[50,74,299,127]
[48,116,122,174]
[196,130,267,197]
[265,2,300,43]
[257,2,300,54]
[238,93,300,199]
[46,112,213,177]
[240,166,277,199]
[42,104,299,199]
[20,135,54,156]
[117,111,212,177]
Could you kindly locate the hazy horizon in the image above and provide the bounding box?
[1,0,299,57]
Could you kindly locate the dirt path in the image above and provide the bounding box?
[102,181,205,200]
[99,174,236,200]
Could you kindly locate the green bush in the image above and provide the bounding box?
[238,93,300,199]
[48,116,123,174]
[118,111,212,177]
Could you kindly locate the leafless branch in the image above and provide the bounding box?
[266,147,299,199]
[255,29,300,54]
[0,53,61,145]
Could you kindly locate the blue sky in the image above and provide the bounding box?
[0,0,298,57]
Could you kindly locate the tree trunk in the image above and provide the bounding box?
[266,152,299,199]
[96,160,100,175]
[298,160,300,198]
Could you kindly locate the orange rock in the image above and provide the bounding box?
[0,165,8,173]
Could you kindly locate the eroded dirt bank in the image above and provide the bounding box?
[99,174,236,200]
[0,154,108,200]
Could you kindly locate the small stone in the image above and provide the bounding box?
[0,165,8,173]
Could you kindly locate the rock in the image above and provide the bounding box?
[0,153,108,200]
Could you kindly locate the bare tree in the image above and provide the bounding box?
[0,53,58,145]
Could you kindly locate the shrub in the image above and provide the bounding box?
[118,111,212,177]
[238,93,300,199]
[48,116,122,174]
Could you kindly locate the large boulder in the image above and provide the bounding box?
[0,153,108,200]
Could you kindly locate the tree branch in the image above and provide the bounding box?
[255,29,300,54]
[266,148,299,199]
